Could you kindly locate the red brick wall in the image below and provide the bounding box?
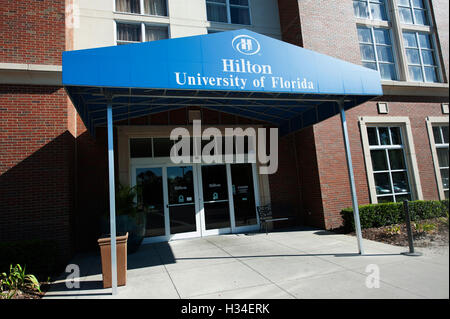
[0,85,74,259]
[296,0,361,64]
[0,0,65,65]
[312,98,448,229]
[277,0,303,47]
[294,127,325,228]
[267,134,302,225]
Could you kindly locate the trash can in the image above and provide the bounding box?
[97,232,128,289]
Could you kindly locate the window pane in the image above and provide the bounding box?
[117,23,141,42]
[392,171,410,193]
[403,32,417,47]
[371,150,389,171]
[360,44,376,61]
[353,1,369,18]
[144,0,167,16]
[406,49,421,65]
[379,63,396,80]
[389,149,406,170]
[116,0,140,13]
[136,167,165,237]
[421,50,435,65]
[207,3,228,22]
[441,168,449,189]
[379,127,390,145]
[414,9,428,25]
[363,62,377,70]
[444,190,449,199]
[390,127,402,145]
[437,148,449,168]
[130,138,152,158]
[399,7,413,24]
[368,127,378,145]
[230,0,249,5]
[370,3,387,21]
[424,67,438,83]
[377,46,394,62]
[374,173,392,194]
[145,26,168,41]
[412,0,425,8]
[357,27,373,43]
[408,66,424,81]
[374,28,391,44]
[230,6,250,25]
[378,196,394,203]
[442,126,449,143]
[395,194,412,202]
[398,0,410,6]
[418,33,432,49]
[153,138,174,157]
[433,126,443,144]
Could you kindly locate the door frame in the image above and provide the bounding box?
[130,157,260,243]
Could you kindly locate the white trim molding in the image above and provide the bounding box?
[0,63,62,85]
[425,116,449,200]
[359,116,423,203]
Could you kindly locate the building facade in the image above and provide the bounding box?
[0,0,448,259]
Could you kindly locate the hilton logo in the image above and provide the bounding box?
[232,35,261,55]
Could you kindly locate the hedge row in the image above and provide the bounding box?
[0,240,61,280]
[341,200,449,232]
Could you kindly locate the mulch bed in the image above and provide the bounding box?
[348,217,449,248]
[1,283,51,300]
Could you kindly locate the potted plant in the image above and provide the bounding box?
[101,183,146,254]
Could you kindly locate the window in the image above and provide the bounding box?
[144,0,167,16]
[367,126,412,203]
[116,0,140,14]
[115,0,167,16]
[116,23,141,45]
[116,22,168,45]
[432,125,449,199]
[206,0,251,25]
[353,0,388,21]
[145,25,168,41]
[357,26,397,80]
[403,31,438,82]
[398,0,429,25]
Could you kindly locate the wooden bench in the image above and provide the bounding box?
[257,204,292,234]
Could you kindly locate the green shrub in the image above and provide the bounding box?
[0,240,60,280]
[341,199,449,232]
[1,264,41,299]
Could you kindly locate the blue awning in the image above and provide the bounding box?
[63,29,382,135]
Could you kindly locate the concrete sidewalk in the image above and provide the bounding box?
[44,228,449,299]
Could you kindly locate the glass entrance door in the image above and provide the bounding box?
[166,165,201,239]
[198,164,232,235]
[132,162,260,242]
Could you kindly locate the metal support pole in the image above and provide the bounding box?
[107,102,118,295]
[401,200,422,256]
[338,101,364,255]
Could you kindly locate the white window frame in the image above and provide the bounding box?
[113,0,169,17]
[402,30,440,83]
[206,0,252,26]
[397,0,431,26]
[359,116,423,203]
[426,116,449,200]
[357,25,399,81]
[114,20,170,45]
[353,0,390,21]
